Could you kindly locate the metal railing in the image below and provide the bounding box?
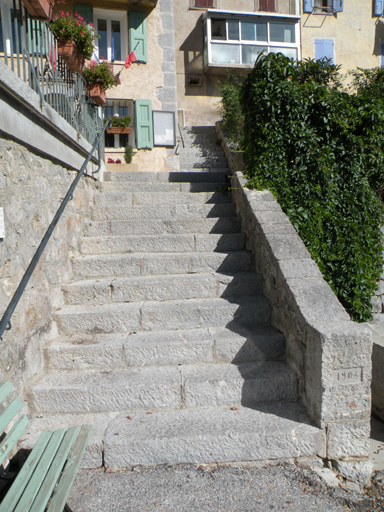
[0,120,111,341]
[0,0,102,145]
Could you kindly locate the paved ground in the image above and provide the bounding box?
[68,417,384,512]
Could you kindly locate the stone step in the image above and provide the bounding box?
[80,233,246,255]
[165,171,228,183]
[72,251,254,279]
[94,190,231,207]
[84,217,242,237]
[100,181,225,193]
[54,296,271,334]
[179,157,228,167]
[103,171,228,183]
[179,166,229,173]
[45,324,286,370]
[91,203,237,221]
[29,360,295,414]
[20,403,326,469]
[103,403,325,468]
[103,171,159,182]
[179,149,225,158]
[64,272,262,305]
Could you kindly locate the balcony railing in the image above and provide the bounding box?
[0,0,102,145]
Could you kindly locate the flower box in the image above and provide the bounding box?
[57,39,85,73]
[106,126,132,134]
[88,84,106,106]
[22,0,53,20]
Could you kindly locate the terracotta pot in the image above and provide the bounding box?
[88,84,106,106]
[23,0,53,20]
[106,126,132,134]
[57,39,85,73]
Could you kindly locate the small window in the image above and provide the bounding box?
[259,0,276,11]
[104,100,133,148]
[241,21,267,42]
[188,75,202,86]
[93,9,128,62]
[314,0,332,13]
[194,0,214,7]
[270,23,295,44]
[211,19,226,40]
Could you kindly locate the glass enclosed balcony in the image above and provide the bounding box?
[203,10,300,72]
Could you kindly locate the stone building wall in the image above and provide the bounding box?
[0,137,99,400]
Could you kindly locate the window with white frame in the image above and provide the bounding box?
[93,9,128,62]
[314,0,332,13]
[104,100,134,149]
[204,13,299,68]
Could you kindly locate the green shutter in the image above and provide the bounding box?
[129,11,147,63]
[135,99,153,149]
[74,4,93,25]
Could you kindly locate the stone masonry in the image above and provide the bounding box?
[217,122,373,484]
[0,137,99,395]
[21,127,327,472]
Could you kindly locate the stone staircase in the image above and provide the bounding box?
[25,126,325,469]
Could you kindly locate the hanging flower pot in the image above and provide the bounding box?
[23,0,53,20]
[88,84,106,106]
[57,39,85,73]
[106,126,132,134]
[105,115,132,133]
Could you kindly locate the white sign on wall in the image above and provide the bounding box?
[0,208,4,238]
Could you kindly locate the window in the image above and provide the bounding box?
[303,0,343,13]
[314,0,332,13]
[259,0,276,12]
[375,0,384,16]
[93,9,128,62]
[314,39,334,62]
[192,0,214,8]
[0,0,22,54]
[204,14,299,68]
[104,101,133,148]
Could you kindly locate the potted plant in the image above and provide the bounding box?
[23,0,53,20]
[50,11,97,72]
[105,115,133,134]
[83,60,118,105]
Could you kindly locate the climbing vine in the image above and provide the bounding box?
[235,53,384,322]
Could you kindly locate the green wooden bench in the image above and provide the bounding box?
[0,381,92,512]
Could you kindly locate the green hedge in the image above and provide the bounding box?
[239,53,384,322]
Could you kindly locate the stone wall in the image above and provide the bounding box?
[0,137,99,399]
[217,122,373,481]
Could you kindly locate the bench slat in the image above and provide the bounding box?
[47,425,93,512]
[0,430,53,512]
[0,414,29,467]
[13,429,66,512]
[0,381,13,404]
[0,398,24,434]
[29,426,79,512]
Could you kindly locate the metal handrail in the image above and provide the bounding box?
[0,120,112,341]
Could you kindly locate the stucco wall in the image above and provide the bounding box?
[301,1,383,71]
[174,0,298,126]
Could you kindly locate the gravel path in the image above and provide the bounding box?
[68,463,384,512]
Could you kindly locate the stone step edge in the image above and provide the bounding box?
[44,324,286,370]
[20,403,325,469]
